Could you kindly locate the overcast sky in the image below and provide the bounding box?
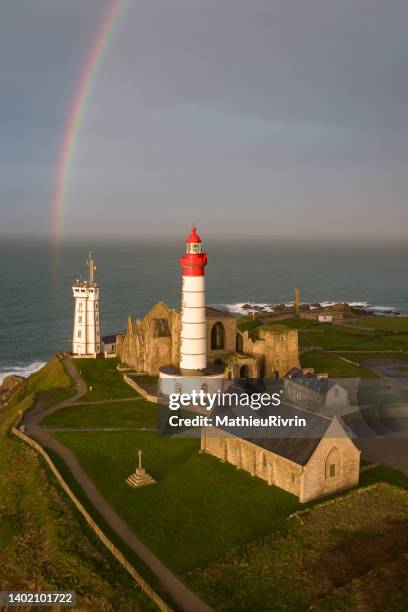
[1,0,408,240]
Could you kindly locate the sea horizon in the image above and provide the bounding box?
[1,237,408,383]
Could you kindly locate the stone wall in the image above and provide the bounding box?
[206,316,236,355]
[201,428,301,497]
[118,303,300,380]
[242,324,300,378]
[299,431,360,502]
[119,301,180,375]
[202,420,360,503]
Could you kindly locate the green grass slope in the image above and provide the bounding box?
[347,316,408,332]
[188,484,408,612]
[41,399,157,429]
[0,358,154,610]
[300,350,377,378]
[53,430,301,575]
[72,358,139,401]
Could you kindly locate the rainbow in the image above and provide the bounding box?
[52,0,127,245]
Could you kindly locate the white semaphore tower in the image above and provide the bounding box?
[72,253,101,357]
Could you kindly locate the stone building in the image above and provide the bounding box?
[116,302,300,378]
[284,368,351,416]
[201,412,360,502]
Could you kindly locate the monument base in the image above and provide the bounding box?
[126,467,156,488]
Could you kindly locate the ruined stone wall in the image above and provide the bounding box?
[206,317,237,355]
[241,326,300,378]
[115,333,125,359]
[118,302,180,375]
[257,327,300,378]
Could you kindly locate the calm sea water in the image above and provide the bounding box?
[1,238,408,382]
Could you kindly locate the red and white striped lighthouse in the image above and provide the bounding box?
[179,226,207,371]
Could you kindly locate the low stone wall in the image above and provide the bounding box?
[124,375,158,403]
[11,426,171,612]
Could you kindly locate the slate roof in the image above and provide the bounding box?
[285,368,339,395]
[102,334,118,344]
[212,380,333,465]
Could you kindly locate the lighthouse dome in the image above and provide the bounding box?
[186,226,202,243]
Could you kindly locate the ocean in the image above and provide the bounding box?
[1,238,408,383]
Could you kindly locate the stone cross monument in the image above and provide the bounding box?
[126,449,156,488]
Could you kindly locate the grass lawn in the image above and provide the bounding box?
[279,317,338,330]
[0,359,153,610]
[73,358,139,401]
[52,431,301,575]
[40,399,157,429]
[299,327,408,352]
[300,351,377,378]
[348,316,408,332]
[335,352,408,364]
[8,357,76,412]
[188,484,408,612]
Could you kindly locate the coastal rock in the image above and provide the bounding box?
[0,375,25,407]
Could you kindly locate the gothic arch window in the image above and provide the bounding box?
[325,447,340,479]
[240,365,249,378]
[211,322,225,350]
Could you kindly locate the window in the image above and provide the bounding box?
[325,447,340,479]
[78,303,83,312]
[333,388,339,398]
[78,316,82,324]
[187,242,202,254]
[77,330,82,338]
[211,322,225,350]
[96,303,99,310]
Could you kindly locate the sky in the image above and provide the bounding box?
[1,0,408,241]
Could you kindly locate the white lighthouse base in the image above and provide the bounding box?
[159,365,225,401]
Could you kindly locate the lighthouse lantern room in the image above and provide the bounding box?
[72,253,101,357]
